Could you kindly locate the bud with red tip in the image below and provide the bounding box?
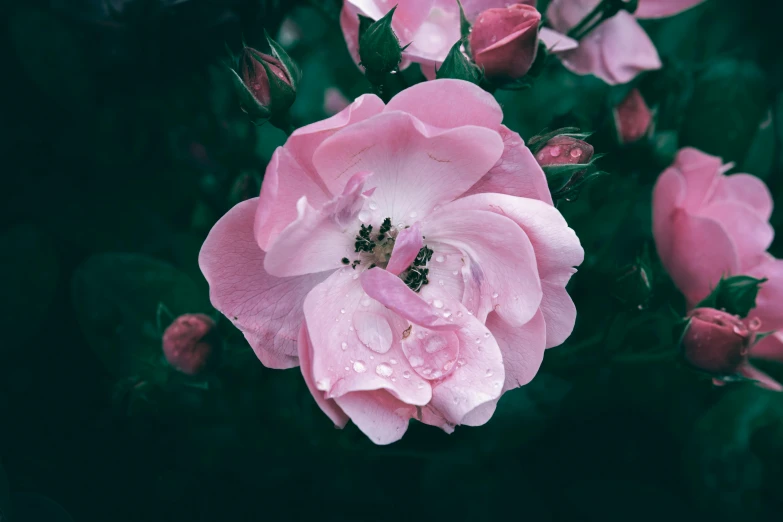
[535,135,595,166]
[613,88,652,144]
[682,308,753,375]
[529,128,603,201]
[469,4,541,82]
[162,314,221,376]
[228,32,300,129]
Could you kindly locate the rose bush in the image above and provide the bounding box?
[199,79,583,443]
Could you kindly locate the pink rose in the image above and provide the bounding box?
[546,0,707,85]
[162,314,220,376]
[199,80,583,444]
[340,0,577,80]
[653,147,783,387]
[613,88,652,143]
[469,4,541,80]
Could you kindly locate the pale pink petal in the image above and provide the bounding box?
[747,259,783,333]
[663,209,740,304]
[751,332,783,362]
[635,0,707,19]
[263,172,373,277]
[297,323,349,427]
[312,111,504,222]
[709,173,774,221]
[673,147,723,211]
[386,222,424,275]
[488,309,547,392]
[360,268,460,331]
[555,11,661,85]
[403,2,461,64]
[199,199,327,369]
[538,27,578,52]
[652,167,687,268]
[428,300,505,425]
[461,0,538,21]
[303,269,434,405]
[700,201,774,269]
[255,147,331,251]
[334,390,416,445]
[424,209,542,327]
[439,193,582,347]
[463,126,553,204]
[737,363,783,392]
[539,280,578,348]
[421,243,467,304]
[384,79,503,130]
[546,0,597,29]
[287,93,386,178]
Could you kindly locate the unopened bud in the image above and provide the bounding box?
[682,308,754,375]
[469,4,541,81]
[613,88,652,144]
[535,135,594,166]
[358,8,404,81]
[162,314,220,376]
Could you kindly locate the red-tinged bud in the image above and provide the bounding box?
[241,48,292,108]
[162,314,220,376]
[469,4,541,81]
[535,135,594,166]
[614,88,652,144]
[682,308,754,375]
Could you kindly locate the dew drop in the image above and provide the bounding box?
[354,311,393,353]
[422,368,432,376]
[443,311,452,319]
[492,292,499,299]
[344,366,349,371]
[549,146,561,157]
[457,358,467,367]
[570,148,582,158]
[368,200,378,210]
[433,299,444,309]
[341,342,348,351]
[340,309,346,314]
[403,370,412,379]
[417,382,424,389]
[361,297,371,307]
[315,379,329,391]
[425,336,448,353]
[485,369,493,377]
[409,355,424,367]
[390,358,397,364]
[375,363,393,377]
[749,317,762,330]
[484,332,490,338]
[452,270,459,276]
[409,211,418,219]
[435,255,445,263]
[357,210,371,223]
[475,338,481,344]
[353,361,367,373]
[439,280,445,286]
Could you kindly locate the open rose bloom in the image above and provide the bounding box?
[200,80,583,443]
[547,0,707,84]
[653,147,783,386]
[340,0,577,80]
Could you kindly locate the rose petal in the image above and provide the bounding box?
[710,173,773,221]
[747,258,783,333]
[464,126,553,204]
[334,390,417,445]
[635,0,707,19]
[699,201,774,269]
[751,332,783,362]
[199,199,327,369]
[424,208,542,327]
[737,363,783,392]
[673,147,723,211]
[386,222,424,275]
[313,111,504,222]
[384,79,503,130]
[652,166,687,267]
[488,309,547,392]
[538,27,578,52]
[297,323,349,427]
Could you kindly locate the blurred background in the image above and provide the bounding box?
[1,0,782,521]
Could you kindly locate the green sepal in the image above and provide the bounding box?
[256,51,297,111]
[264,29,301,89]
[528,127,593,155]
[612,247,655,309]
[227,66,272,125]
[543,152,606,194]
[436,39,483,85]
[456,0,472,45]
[695,275,767,318]
[358,7,403,77]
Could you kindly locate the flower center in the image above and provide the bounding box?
[341,217,434,292]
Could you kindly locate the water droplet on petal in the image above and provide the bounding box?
[748,317,762,330]
[492,292,499,299]
[435,255,445,263]
[354,311,393,353]
[353,361,367,373]
[357,210,371,223]
[402,329,459,380]
[457,358,467,367]
[368,200,378,210]
[475,338,481,344]
[484,332,490,338]
[409,211,418,219]
[485,369,493,377]
[452,270,459,276]
[341,342,348,351]
[390,358,397,364]
[340,309,346,314]
[315,379,329,391]
[549,146,561,157]
[409,355,424,367]
[375,363,393,377]
[433,299,444,309]
[403,370,411,379]
[439,280,444,286]
[570,148,582,158]
[443,311,452,319]
[361,297,371,307]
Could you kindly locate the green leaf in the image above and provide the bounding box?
[456,0,472,42]
[681,60,767,164]
[435,40,482,85]
[695,275,766,318]
[741,108,775,181]
[358,7,403,77]
[71,253,211,380]
[0,224,59,355]
[265,29,302,89]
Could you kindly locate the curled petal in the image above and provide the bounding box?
[386,222,424,275]
[298,323,349,427]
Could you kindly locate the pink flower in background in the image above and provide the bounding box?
[199,79,583,443]
[546,0,707,85]
[468,3,541,80]
[613,88,652,143]
[340,0,577,80]
[653,147,783,387]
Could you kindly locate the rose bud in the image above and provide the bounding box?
[469,4,541,81]
[241,48,293,108]
[613,88,653,144]
[535,135,594,166]
[162,314,220,376]
[682,308,753,375]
